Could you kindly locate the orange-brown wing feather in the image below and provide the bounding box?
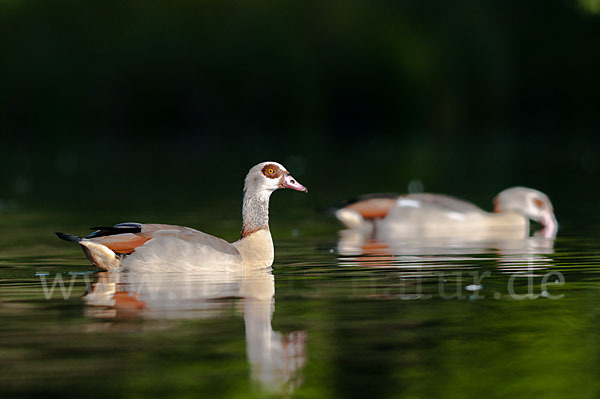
[345,198,397,219]
[90,233,153,255]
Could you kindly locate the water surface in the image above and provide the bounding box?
[1,208,600,399]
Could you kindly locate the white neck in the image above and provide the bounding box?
[241,186,272,238]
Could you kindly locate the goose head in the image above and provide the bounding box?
[244,162,307,195]
[493,187,558,239]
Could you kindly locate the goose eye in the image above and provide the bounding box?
[268,168,275,175]
[535,199,544,208]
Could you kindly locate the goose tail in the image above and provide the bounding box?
[56,232,121,271]
[79,241,121,271]
[55,232,82,243]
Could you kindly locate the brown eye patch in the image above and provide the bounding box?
[261,164,283,179]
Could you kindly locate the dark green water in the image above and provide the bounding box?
[1,205,600,399]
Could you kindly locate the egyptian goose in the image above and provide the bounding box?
[335,187,558,240]
[56,162,307,272]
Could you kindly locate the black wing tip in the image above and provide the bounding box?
[86,224,142,239]
[55,232,82,243]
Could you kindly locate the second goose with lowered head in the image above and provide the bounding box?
[56,162,307,272]
[335,187,557,240]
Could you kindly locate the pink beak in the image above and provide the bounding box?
[281,174,308,193]
[540,212,558,239]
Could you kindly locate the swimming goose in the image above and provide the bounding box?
[335,187,557,239]
[56,162,307,272]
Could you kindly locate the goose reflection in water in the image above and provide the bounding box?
[337,226,555,273]
[83,268,306,393]
[336,228,556,301]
